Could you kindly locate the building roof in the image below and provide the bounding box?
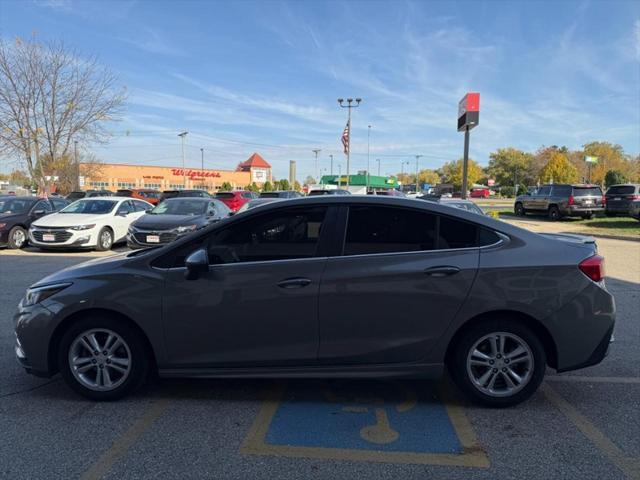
[236,153,271,170]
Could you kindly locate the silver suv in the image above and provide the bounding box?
[514,184,604,220]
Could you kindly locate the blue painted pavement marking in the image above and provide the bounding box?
[264,380,462,454]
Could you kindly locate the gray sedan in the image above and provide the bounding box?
[14,196,615,407]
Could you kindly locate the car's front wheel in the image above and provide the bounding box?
[58,315,150,400]
[95,227,114,251]
[449,320,546,407]
[548,206,560,221]
[7,226,27,249]
[514,203,525,216]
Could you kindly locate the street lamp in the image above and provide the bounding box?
[338,97,362,187]
[329,154,333,176]
[415,155,423,194]
[376,158,381,177]
[312,149,321,185]
[178,131,188,188]
[338,164,342,188]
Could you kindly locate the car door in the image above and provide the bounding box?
[112,200,136,240]
[318,205,479,365]
[533,186,551,210]
[161,205,336,367]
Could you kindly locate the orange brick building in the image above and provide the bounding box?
[81,153,272,192]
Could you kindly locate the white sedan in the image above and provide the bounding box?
[29,197,153,251]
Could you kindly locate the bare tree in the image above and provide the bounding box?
[0,36,125,191]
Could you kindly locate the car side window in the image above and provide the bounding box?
[34,200,52,213]
[551,185,571,196]
[207,206,327,264]
[537,186,551,196]
[132,200,149,212]
[438,216,478,249]
[51,199,67,211]
[116,201,134,215]
[344,206,437,255]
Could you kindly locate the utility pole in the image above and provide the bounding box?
[312,149,321,185]
[74,140,79,190]
[200,148,205,191]
[338,97,362,187]
[367,125,372,192]
[178,131,188,189]
[461,127,470,199]
[376,158,381,177]
[329,154,333,176]
[338,164,341,188]
[415,154,423,194]
[514,165,518,196]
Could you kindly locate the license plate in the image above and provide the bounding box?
[614,197,621,201]
[584,200,592,205]
[42,234,55,242]
[146,235,160,243]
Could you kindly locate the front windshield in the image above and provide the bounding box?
[150,199,207,216]
[60,199,117,214]
[0,198,34,214]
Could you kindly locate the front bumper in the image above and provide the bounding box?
[29,226,98,249]
[14,302,58,377]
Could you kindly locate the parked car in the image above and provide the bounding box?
[604,184,640,216]
[127,198,230,249]
[259,190,303,199]
[470,187,491,199]
[116,189,162,206]
[66,190,114,201]
[417,195,485,215]
[28,197,152,251]
[308,189,351,196]
[514,184,604,220]
[214,190,258,212]
[159,189,212,203]
[367,189,405,197]
[0,196,69,249]
[629,200,640,221]
[236,198,280,213]
[15,196,614,407]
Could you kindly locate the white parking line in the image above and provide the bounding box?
[545,375,640,384]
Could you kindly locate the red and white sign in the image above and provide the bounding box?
[488,179,495,186]
[457,92,480,131]
[171,169,221,179]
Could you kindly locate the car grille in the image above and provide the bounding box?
[31,229,73,243]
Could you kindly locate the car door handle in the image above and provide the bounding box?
[277,278,312,289]
[424,266,461,277]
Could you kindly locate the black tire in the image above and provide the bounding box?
[582,213,595,220]
[514,203,525,216]
[7,226,27,249]
[95,227,113,251]
[57,314,150,401]
[605,211,616,217]
[548,206,560,221]
[448,319,546,408]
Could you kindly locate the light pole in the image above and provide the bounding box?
[74,140,79,190]
[338,97,362,187]
[415,154,423,194]
[329,154,333,176]
[376,158,381,177]
[400,160,409,191]
[200,148,205,191]
[312,149,321,185]
[178,131,188,188]
[338,164,342,188]
[367,125,372,192]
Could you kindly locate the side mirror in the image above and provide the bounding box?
[185,248,209,280]
[32,209,46,216]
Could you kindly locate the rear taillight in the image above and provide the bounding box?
[568,195,574,205]
[630,195,640,200]
[579,255,605,282]
[601,196,606,205]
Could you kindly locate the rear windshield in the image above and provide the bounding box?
[606,186,635,195]
[572,187,602,196]
[308,190,329,196]
[151,199,207,216]
[260,192,281,198]
[215,193,235,199]
[116,190,132,196]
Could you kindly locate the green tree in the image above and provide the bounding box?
[293,180,302,191]
[417,169,440,186]
[539,152,579,184]
[438,158,484,190]
[582,142,628,185]
[486,148,534,187]
[245,182,260,192]
[8,170,32,187]
[262,181,273,192]
[604,170,627,187]
[219,181,233,192]
[279,179,290,191]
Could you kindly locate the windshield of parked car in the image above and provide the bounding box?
[572,187,602,196]
[215,192,235,199]
[150,199,207,215]
[0,198,34,214]
[444,201,484,215]
[259,192,283,198]
[60,199,117,214]
[606,185,635,195]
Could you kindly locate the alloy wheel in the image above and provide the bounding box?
[68,328,132,391]
[100,230,112,249]
[466,332,534,397]
[12,229,26,248]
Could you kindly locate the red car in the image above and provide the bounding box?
[214,191,258,212]
[470,187,491,198]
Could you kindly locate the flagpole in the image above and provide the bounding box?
[338,98,362,189]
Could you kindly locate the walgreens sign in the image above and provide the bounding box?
[171,169,222,179]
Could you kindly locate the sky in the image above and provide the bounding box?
[1,0,639,180]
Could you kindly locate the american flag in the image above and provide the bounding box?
[341,122,349,155]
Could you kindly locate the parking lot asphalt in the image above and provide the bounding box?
[1,238,638,480]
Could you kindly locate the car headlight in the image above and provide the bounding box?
[70,224,96,231]
[0,223,6,230]
[174,224,198,234]
[23,283,72,307]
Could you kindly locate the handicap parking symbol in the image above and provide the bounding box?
[242,380,489,467]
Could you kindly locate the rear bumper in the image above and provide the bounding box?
[565,205,604,215]
[605,204,632,213]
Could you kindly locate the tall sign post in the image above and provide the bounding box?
[584,156,598,183]
[457,93,480,199]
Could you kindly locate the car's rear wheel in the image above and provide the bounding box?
[449,320,546,407]
[57,315,150,400]
[548,206,560,221]
[582,213,595,220]
[605,211,616,217]
[7,226,27,249]
[514,203,525,216]
[95,227,113,251]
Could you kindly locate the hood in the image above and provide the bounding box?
[132,213,207,230]
[31,250,135,287]
[32,212,107,228]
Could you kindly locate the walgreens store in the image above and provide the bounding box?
[81,153,272,192]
